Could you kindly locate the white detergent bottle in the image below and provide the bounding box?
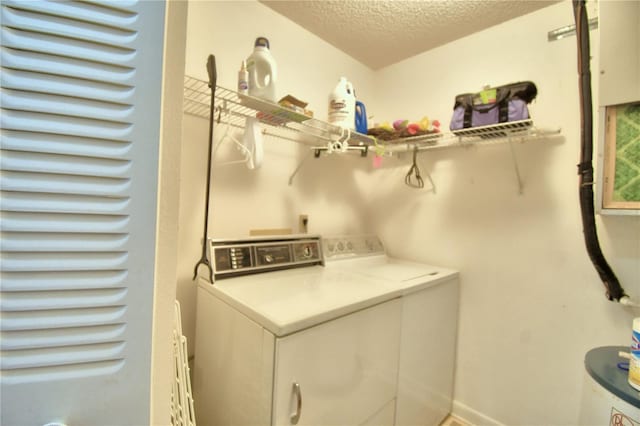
[246,37,277,103]
[328,77,356,130]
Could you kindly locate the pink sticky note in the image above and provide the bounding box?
[373,155,383,168]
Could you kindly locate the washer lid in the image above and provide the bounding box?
[325,255,458,295]
[202,266,402,337]
[356,263,440,282]
[585,346,640,408]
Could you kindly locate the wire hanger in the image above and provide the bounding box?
[405,146,424,188]
[404,146,436,192]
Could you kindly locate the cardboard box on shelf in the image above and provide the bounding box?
[278,95,314,118]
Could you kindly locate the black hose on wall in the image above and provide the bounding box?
[573,0,626,301]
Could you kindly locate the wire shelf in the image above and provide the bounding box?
[183,75,562,193]
[183,75,560,153]
[451,119,533,138]
[183,75,375,147]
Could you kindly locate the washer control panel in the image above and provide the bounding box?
[322,235,385,260]
[209,236,322,279]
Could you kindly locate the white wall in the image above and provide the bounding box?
[368,2,640,425]
[178,0,376,355]
[177,1,640,425]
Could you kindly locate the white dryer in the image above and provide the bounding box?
[193,235,459,426]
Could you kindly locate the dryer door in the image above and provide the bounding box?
[272,298,402,426]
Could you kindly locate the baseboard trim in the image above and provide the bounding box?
[451,400,505,426]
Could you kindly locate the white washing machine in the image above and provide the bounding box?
[193,235,459,426]
[322,236,460,426]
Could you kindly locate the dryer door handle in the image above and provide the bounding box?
[290,382,302,424]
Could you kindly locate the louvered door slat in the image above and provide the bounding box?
[2,69,135,104]
[1,171,131,196]
[2,27,137,65]
[1,192,131,214]
[2,48,136,85]
[1,341,127,371]
[1,129,131,158]
[1,151,131,176]
[1,232,129,251]
[2,306,128,330]
[2,323,127,350]
[1,212,130,233]
[2,251,128,271]
[1,270,128,291]
[1,5,138,47]
[1,359,125,384]
[3,0,139,28]
[1,0,165,424]
[1,89,135,121]
[1,110,133,139]
[0,288,128,311]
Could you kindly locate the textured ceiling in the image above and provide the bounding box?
[260,0,561,69]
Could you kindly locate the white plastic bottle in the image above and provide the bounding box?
[328,77,356,130]
[246,37,277,102]
[237,60,248,95]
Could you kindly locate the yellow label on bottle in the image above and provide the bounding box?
[629,355,640,390]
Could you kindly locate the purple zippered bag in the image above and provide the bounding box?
[449,81,537,131]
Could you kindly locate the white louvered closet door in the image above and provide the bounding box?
[1,1,166,424]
